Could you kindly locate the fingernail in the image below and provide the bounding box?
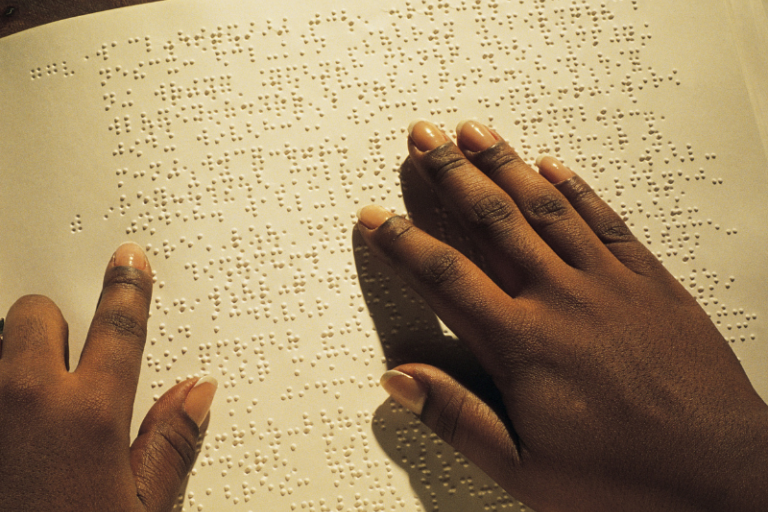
[380,370,426,415]
[408,119,450,152]
[456,119,499,152]
[357,205,395,230]
[535,155,575,184]
[184,376,218,427]
[110,242,150,273]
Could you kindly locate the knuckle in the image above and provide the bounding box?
[418,250,464,289]
[557,177,636,243]
[7,294,64,327]
[470,141,527,180]
[9,294,57,312]
[97,306,147,341]
[481,148,526,180]
[0,371,50,409]
[596,221,635,243]
[433,391,469,446]
[467,194,516,230]
[557,175,594,204]
[3,296,67,354]
[153,421,198,475]
[105,266,152,297]
[422,145,470,185]
[378,217,417,248]
[431,155,469,185]
[525,192,569,222]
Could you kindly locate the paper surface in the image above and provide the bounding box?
[1,0,767,510]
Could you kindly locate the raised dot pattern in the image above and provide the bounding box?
[8,0,767,510]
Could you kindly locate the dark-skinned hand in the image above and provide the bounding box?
[0,242,217,512]
[357,120,768,512]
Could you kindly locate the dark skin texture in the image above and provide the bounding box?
[0,0,157,38]
[0,244,215,512]
[357,120,768,511]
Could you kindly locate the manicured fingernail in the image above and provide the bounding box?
[535,155,575,184]
[380,370,426,415]
[456,119,499,152]
[357,205,395,230]
[408,119,450,152]
[184,376,218,427]
[110,242,150,273]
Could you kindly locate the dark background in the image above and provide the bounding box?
[1,0,158,38]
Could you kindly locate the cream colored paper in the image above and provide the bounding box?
[1,1,767,510]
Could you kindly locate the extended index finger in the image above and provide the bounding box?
[77,242,153,407]
[357,209,536,378]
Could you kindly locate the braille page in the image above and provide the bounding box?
[1,0,767,510]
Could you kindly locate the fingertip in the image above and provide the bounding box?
[109,241,151,275]
[407,118,428,137]
[184,375,218,428]
[535,154,575,184]
[380,369,427,415]
[407,119,450,152]
[356,205,396,230]
[455,119,500,152]
[455,119,468,136]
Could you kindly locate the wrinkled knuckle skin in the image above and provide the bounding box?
[104,266,153,299]
[154,420,198,477]
[433,392,468,447]
[528,194,568,219]
[375,216,418,253]
[93,306,148,343]
[556,175,595,205]
[523,192,570,226]
[467,194,516,231]
[595,221,635,244]
[418,251,464,289]
[420,143,469,185]
[557,176,636,243]
[468,141,525,180]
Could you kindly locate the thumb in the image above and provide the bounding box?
[380,364,520,487]
[130,376,217,512]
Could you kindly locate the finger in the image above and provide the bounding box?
[407,120,557,290]
[401,157,490,276]
[0,295,69,372]
[131,376,217,512]
[454,120,618,272]
[400,156,448,241]
[536,155,665,277]
[77,242,153,408]
[380,364,521,492]
[357,208,534,376]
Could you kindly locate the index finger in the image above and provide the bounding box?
[76,242,153,407]
[356,209,535,378]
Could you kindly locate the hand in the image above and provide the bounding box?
[0,242,217,512]
[357,120,768,512]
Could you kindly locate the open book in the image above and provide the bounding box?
[2,0,767,509]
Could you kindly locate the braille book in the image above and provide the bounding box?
[1,0,767,509]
